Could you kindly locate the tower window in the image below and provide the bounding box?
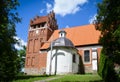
[33,25,36,29]
[40,22,46,27]
[38,24,40,28]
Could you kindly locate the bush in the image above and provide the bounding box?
[98,50,106,77]
[98,50,118,82]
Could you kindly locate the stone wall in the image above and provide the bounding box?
[25,67,46,75]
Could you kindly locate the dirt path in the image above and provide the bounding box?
[34,76,63,82]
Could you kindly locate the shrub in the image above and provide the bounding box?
[98,50,118,82]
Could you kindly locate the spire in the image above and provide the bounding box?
[59,30,66,37]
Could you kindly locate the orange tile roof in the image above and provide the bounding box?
[40,24,101,49]
[30,16,48,25]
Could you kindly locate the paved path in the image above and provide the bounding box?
[34,76,63,82]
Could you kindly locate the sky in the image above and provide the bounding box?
[15,0,102,49]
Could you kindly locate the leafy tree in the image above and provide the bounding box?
[17,46,26,72]
[95,0,120,81]
[0,0,21,81]
[98,50,118,82]
[95,0,120,64]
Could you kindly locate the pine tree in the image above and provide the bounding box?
[0,0,21,81]
[95,0,120,81]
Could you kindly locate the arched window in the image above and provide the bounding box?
[73,54,76,63]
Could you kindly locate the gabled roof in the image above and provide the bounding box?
[40,24,101,49]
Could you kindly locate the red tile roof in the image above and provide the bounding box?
[40,24,101,49]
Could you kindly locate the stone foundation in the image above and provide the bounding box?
[25,66,97,75]
[25,67,46,75]
[84,66,93,73]
[84,66,98,74]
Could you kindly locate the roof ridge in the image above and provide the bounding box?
[40,24,100,50]
[54,24,94,32]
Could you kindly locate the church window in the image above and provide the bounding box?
[84,50,90,63]
[73,54,76,63]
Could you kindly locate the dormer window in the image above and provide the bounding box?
[61,34,63,37]
[59,30,66,38]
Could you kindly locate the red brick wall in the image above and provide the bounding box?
[25,28,48,74]
[77,47,102,73]
[25,12,58,75]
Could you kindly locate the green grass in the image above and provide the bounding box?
[49,74,103,82]
[13,74,103,82]
[12,75,56,82]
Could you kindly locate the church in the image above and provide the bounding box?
[25,11,102,75]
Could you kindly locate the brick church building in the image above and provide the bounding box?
[25,11,102,75]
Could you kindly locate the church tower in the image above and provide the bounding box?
[25,11,58,75]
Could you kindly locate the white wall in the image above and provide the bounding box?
[46,48,79,75]
[72,54,79,73]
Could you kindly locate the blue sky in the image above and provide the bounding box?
[15,0,101,49]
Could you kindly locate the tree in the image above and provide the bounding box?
[98,50,118,82]
[95,0,120,81]
[0,0,21,81]
[17,46,26,73]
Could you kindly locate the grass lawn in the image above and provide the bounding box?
[49,74,103,82]
[13,74,103,82]
[12,75,57,82]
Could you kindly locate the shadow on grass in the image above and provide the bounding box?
[89,80,103,82]
[14,75,51,80]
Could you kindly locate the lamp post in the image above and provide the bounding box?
[49,41,60,75]
[49,41,52,75]
[42,40,60,75]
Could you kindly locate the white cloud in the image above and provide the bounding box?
[14,36,27,50]
[89,14,97,24]
[47,0,88,16]
[65,25,70,28]
[40,9,45,13]
[46,3,53,13]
